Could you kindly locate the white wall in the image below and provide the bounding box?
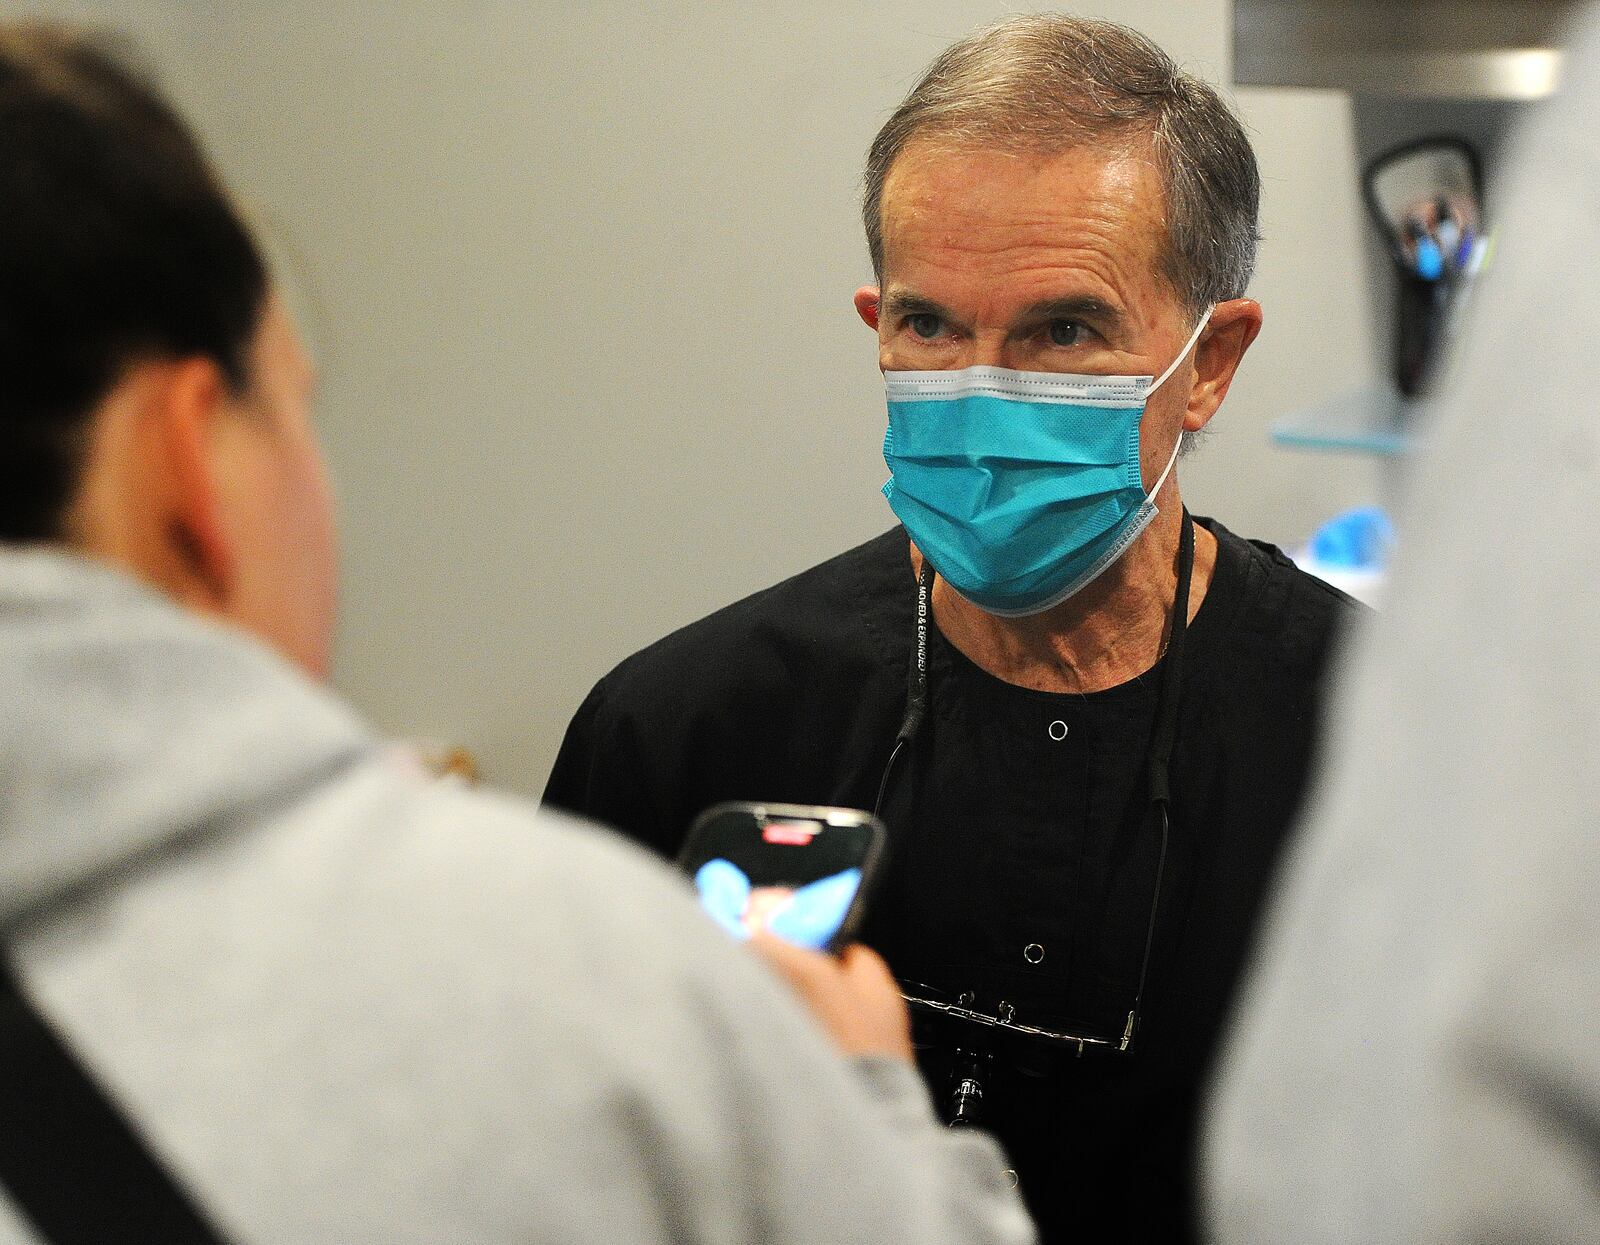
[15,1,1384,795]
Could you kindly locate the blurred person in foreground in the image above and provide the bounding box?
[1205,8,1600,1242]
[0,25,1035,1245]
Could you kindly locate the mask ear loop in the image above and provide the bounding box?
[1140,305,1214,502]
[1141,305,1214,399]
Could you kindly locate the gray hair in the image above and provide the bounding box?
[862,14,1260,316]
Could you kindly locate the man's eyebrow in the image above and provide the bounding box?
[1016,296,1124,327]
[880,290,1125,330]
[880,289,954,320]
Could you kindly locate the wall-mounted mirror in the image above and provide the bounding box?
[1363,136,1487,396]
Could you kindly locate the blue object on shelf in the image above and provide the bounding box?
[1309,506,1395,571]
[1293,506,1396,606]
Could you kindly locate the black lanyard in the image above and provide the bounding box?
[0,955,227,1243]
[874,512,1195,1052]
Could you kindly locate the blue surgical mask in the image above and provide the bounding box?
[880,310,1211,617]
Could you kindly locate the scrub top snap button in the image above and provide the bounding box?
[1024,942,1045,964]
[1048,720,1068,741]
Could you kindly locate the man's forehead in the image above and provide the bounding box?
[878,138,1167,293]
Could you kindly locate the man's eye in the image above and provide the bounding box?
[1048,319,1082,347]
[908,313,944,339]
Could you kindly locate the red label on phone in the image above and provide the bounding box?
[762,821,817,845]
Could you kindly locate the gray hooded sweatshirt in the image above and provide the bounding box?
[0,548,1036,1245]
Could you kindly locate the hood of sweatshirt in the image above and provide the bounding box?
[0,547,375,929]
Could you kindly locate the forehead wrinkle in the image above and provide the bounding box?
[885,158,1162,246]
[903,188,1157,258]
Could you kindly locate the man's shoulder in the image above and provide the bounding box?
[596,527,909,704]
[1202,516,1365,674]
[545,530,913,839]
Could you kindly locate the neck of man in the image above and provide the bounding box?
[912,503,1218,695]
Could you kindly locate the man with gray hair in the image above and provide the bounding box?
[548,15,1357,1242]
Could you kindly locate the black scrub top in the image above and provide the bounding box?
[544,517,1358,1244]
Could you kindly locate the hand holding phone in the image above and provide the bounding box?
[680,802,905,1058]
[748,935,913,1062]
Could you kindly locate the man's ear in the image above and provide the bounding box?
[1184,298,1263,433]
[853,285,881,331]
[154,357,238,612]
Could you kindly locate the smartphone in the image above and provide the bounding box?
[678,802,888,953]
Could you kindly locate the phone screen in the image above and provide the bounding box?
[679,805,884,952]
